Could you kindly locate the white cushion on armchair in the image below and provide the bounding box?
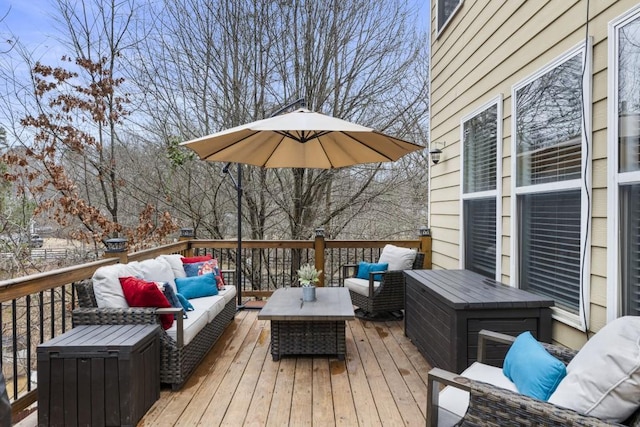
[344,278,380,296]
[378,244,417,271]
[548,316,640,422]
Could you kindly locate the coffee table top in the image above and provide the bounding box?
[258,287,355,321]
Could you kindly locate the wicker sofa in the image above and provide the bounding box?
[72,255,236,390]
[427,326,640,427]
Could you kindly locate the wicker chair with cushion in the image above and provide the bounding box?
[342,245,424,318]
[427,318,640,427]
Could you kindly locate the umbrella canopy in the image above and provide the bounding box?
[180,108,423,169]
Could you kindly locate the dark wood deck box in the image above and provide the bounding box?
[404,269,553,374]
[37,324,160,427]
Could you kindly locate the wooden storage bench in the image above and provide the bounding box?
[37,324,160,427]
[404,269,553,374]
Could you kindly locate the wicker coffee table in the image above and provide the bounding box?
[258,287,355,360]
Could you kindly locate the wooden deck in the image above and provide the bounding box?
[138,309,432,426]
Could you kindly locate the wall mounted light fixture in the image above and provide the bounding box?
[429,141,446,165]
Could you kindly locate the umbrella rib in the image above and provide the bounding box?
[199,131,259,161]
[276,130,331,143]
[336,131,395,162]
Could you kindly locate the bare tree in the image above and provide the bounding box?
[127,0,430,241]
[0,0,177,251]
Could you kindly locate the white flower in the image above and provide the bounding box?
[297,263,322,286]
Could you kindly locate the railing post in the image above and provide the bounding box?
[104,238,128,263]
[314,228,326,287]
[419,227,432,269]
[179,227,195,257]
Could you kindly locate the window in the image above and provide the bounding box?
[608,6,640,319]
[461,99,500,279]
[519,191,581,311]
[620,184,640,315]
[512,43,590,322]
[437,0,462,33]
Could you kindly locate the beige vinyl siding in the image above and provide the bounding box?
[429,0,640,347]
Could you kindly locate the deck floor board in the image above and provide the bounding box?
[139,309,430,426]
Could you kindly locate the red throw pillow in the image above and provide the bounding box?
[119,276,173,330]
[181,255,213,264]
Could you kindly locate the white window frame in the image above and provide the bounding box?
[436,0,463,38]
[460,96,503,280]
[510,41,592,330]
[607,4,640,322]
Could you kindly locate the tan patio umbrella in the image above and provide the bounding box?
[181,107,423,307]
[180,108,423,169]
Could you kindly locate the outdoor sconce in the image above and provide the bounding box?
[180,227,195,238]
[105,237,128,253]
[314,227,325,238]
[429,141,446,165]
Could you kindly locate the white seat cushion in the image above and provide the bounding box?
[344,277,379,297]
[188,295,225,323]
[439,362,517,418]
[377,244,417,271]
[165,306,208,346]
[217,285,237,305]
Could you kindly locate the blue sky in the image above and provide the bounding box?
[2,1,430,55]
[2,1,55,48]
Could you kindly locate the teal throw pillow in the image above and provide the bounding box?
[503,331,566,401]
[176,293,194,311]
[356,262,388,281]
[175,273,218,299]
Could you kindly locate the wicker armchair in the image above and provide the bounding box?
[72,280,235,390]
[427,330,640,427]
[342,252,425,316]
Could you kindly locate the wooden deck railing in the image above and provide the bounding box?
[0,229,432,420]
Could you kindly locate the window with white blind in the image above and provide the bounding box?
[461,99,500,279]
[519,191,581,312]
[513,43,590,321]
[437,0,462,33]
[621,184,640,315]
[609,6,640,319]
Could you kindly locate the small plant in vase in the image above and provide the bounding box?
[297,264,322,301]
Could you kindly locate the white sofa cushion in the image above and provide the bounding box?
[377,244,417,271]
[158,254,187,278]
[548,316,640,422]
[344,277,379,297]
[217,285,237,305]
[189,295,225,323]
[92,264,140,308]
[439,362,518,418]
[165,305,209,346]
[128,258,178,293]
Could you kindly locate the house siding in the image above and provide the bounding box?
[429,0,637,348]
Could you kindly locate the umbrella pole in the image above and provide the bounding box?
[236,164,243,308]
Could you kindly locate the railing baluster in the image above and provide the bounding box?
[26,295,31,393]
[12,299,17,400]
[49,289,55,340]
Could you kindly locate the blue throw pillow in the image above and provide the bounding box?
[160,283,189,319]
[175,273,218,299]
[503,331,566,401]
[176,293,194,311]
[356,262,388,281]
[183,261,204,277]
